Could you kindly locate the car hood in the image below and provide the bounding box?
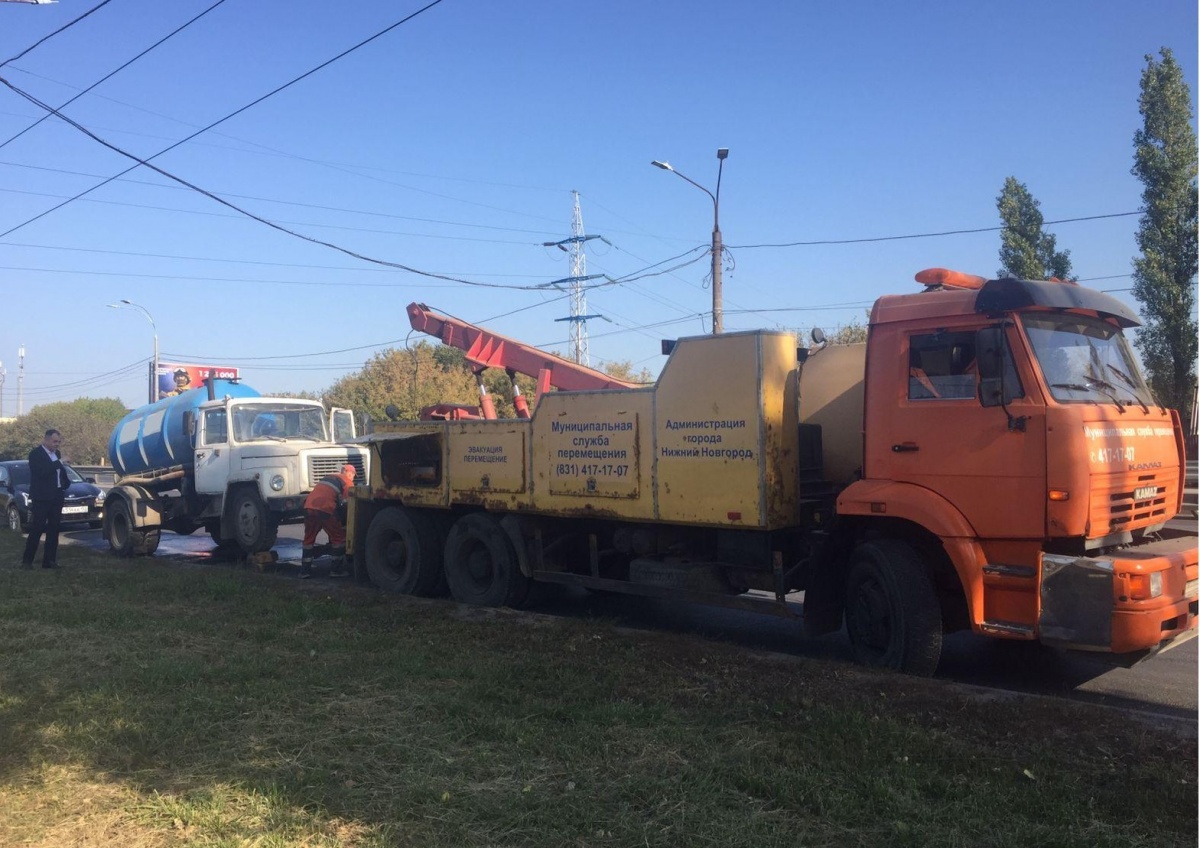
[14,481,102,499]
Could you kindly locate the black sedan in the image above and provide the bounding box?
[0,460,106,533]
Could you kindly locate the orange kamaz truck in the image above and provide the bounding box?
[345,270,1197,674]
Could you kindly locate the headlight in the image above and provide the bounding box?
[95,490,106,504]
[269,475,285,492]
[20,491,31,505]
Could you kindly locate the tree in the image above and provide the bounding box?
[0,398,127,463]
[996,177,1073,280]
[322,344,655,426]
[322,343,479,422]
[596,358,655,384]
[798,313,868,346]
[828,317,868,345]
[1130,48,1198,415]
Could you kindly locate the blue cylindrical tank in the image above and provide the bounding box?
[108,380,260,476]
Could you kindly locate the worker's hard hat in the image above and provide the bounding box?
[342,464,357,477]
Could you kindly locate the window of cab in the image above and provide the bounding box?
[907,330,1025,401]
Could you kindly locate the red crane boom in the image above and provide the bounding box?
[407,302,640,420]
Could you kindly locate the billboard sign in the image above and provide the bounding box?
[155,361,240,402]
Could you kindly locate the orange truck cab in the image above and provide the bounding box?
[830,269,1197,665]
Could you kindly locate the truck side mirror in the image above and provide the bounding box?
[976,327,1017,408]
[183,411,196,436]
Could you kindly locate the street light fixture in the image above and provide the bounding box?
[108,300,158,403]
[651,148,729,334]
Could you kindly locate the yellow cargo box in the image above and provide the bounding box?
[366,330,802,530]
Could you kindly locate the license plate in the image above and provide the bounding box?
[61,505,87,515]
[1133,486,1157,501]
[1186,579,1198,600]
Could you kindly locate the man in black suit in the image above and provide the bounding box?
[21,428,71,569]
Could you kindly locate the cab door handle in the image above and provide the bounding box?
[891,442,919,453]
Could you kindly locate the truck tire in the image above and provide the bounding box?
[364,507,447,596]
[7,504,26,533]
[844,539,942,676]
[444,512,529,607]
[105,498,160,558]
[229,489,278,554]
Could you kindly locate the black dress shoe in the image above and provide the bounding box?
[41,561,59,569]
[20,561,34,570]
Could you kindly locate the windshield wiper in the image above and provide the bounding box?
[1051,382,1099,395]
[1050,382,1126,413]
[1083,372,1127,413]
[1104,364,1150,413]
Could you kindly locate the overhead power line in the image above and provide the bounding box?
[0,183,553,246]
[0,1,496,280]
[0,0,230,153]
[1,0,114,67]
[730,211,1144,249]
[0,81,555,288]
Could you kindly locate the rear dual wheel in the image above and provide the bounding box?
[364,507,448,597]
[443,512,530,608]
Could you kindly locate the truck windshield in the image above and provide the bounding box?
[232,403,330,442]
[1022,314,1155,409]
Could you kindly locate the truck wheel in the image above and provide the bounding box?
[7,504,25,533]
[229,489,278,553]
[364,507,447,596]
[444,512,529,607]
[105,499,159,557]
[844,539,942,676]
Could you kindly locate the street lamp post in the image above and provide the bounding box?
[651,148,729,334]
[108,300,158,403]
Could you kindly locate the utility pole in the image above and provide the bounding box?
[17,345,25,416]
[542,191,608,365]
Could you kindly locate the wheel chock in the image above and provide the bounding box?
[243,550,279,572]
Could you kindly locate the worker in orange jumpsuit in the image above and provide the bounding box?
[301,463,358,579]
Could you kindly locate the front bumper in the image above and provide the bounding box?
[1040,531,1198,655]
[265,495,306,525]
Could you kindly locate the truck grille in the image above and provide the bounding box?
[1093,470,1178,532]
[308,454,366,487]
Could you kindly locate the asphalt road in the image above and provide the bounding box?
[59,519,1198,722]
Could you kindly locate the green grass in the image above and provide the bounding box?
[0,534,1195,847]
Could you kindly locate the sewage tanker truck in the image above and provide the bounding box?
[105,379,368,556]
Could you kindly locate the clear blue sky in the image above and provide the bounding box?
[0,0,1196,411]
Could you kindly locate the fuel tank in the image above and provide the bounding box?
[108,380,259,476]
